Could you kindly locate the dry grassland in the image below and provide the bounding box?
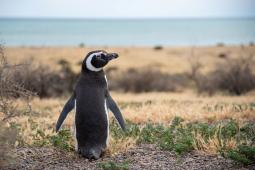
[1,46,255,168]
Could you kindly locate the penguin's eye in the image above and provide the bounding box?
[100,53,107,60]
[94,55,100,59]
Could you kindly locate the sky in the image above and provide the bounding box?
[1,0,255,18]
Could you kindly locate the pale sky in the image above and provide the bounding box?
[1,0,255,18]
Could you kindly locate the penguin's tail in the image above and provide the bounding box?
[79,147,102,160]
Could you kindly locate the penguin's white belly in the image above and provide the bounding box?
[104,99,109,146]
[73,99,78,151]
[104,75,109,146]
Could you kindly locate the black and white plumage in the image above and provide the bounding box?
[55,50,125,159]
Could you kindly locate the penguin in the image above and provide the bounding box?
[55,50,125,159]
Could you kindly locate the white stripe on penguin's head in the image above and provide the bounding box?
[86,52,103,72]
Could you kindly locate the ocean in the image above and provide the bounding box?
[0,18,255,46]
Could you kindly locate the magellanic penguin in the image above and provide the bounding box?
[55,50,125,160]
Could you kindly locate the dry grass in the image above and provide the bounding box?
[3,91,254,155]
[5,45,255,74]
[193,127,237,154]
[112,92,255,124]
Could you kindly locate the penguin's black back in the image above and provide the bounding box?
[75,70,108,156]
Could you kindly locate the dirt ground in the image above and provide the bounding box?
[4,144,254,170]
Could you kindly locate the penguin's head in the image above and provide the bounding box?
[82,50,119,72]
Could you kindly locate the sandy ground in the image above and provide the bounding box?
[5,144,255,170]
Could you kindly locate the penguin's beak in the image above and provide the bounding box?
[106,53,119,61]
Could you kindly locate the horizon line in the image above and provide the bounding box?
[0,16,255,20]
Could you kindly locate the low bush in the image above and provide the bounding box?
[1,57,190,97]
[189,56,255,95]
[0,46,33,120]
[108,68,189,93]
[49,130,73,151]
[110,119,140,140]
[226,145,255,166]
[10,59,77,98]
[138,124,164,144]
[0,46,33,168]
[154,45,163,50]
[212,57,255,95]
[23,118,74,151]
[2,47,255,97]
[32,128,74,151]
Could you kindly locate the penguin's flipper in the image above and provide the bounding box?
[56,94,75,132]
[106,92,126,131]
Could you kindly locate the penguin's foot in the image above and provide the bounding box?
[78,147,102,160]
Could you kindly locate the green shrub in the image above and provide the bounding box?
[159,117,194,155]
[158,128,174,150]
[137,117,194,155]
[110,119,140,140]
[49,129,73,151]
[238,145,255,160]
[240,123,255,143]
[138,124,164,144]
[226,145,255,165]
[191,123,217,142]
[227,149,252,165]
[221,119,238,139]
[32,129,49,147]
[26,119,73,150]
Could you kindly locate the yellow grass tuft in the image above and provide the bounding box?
[107,136,137,156]
[193,128,238,154]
